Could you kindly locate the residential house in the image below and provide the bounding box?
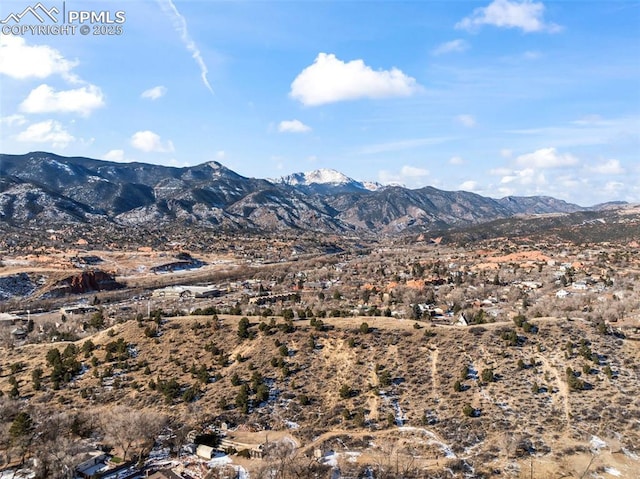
[75,449,109,478]
[147,470,184,479]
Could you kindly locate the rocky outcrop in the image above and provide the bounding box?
[47,270,123,297]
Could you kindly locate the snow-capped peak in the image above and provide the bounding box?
[361,181,384,192]
[300,168,351,185]
[275,168,382,190]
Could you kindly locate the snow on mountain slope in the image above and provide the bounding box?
[275,168,383,192]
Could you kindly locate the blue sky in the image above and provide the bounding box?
[0,0,638,206]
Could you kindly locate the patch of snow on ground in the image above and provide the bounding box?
[321,451,338,467]
[51,159,74,175]
[284,420,299,429]
[234,466,249,479]
[590,435,607,451]
[147,446,171,461]
[101,465,139,479]
[397,426,456,459]
[379,391,406,426]
[343,451,361,463]
[208,452,233,467]
[79,462,109,477]
[622,447,639,460]
[392,399,406,426]
[0,470,35,479]
[603,467,621,477]
[428,440,456,459]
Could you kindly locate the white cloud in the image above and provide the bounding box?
[587,159,625,175]
[103,149,126,162]
[459,180,480,192]
[16,120,74,148]
[0,35,78,82]
[432,39,470,56]
[290,53,420,106]
[215,150,226,160]
[141,86,167,100]
[456,0,562,33]
[158,0,213,94]
[515,147,578,168]
[555,174,582,190]
[456,114,476,127]
[278,119,312,133]
[0,114,27,127]
[507,115,640,148]
[523,50,542,60]
[500,167,547,186]
[357,137,451,155]
[604,181,624,195]
[401,166,429,177]
[379,165,429,187]
[449,156,465,165]
[500,148,513,158]
[130,130,175,153]
[19,84,105,116]
[572,114,603,126]
[490,167,514,176]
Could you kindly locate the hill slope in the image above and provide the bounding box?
[2,314,638,477]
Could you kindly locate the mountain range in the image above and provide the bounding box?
[0,152,616,235]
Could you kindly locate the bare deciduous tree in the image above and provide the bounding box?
[251,440,331,479]
[103,406,167,462]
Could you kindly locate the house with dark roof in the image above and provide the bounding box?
[147,469,184,479]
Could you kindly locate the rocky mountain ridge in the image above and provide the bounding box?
[0,152,611,235]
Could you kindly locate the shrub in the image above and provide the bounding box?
[182,385,201,402]
[378,369,392,388]
[144,326,158,338]
[462,404,476,417]
[237,317,251,339]
[481,369,495,383]
[339,384,353,399]
[501,329,519,346]
[235,384,250,413]
[10,362,25,374]
[513,315,526,328]
[255,384,269,403]
[566,367,585,391]
[387,412,396,427]
[424,329,437,338]
[157,377,181,403]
